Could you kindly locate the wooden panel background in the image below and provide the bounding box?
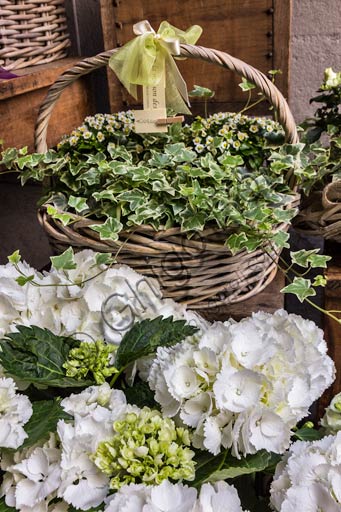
[100,0,291,115]
[0,59,95,152]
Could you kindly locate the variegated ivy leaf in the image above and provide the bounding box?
[46,205,74,226]
[91,217,123,241]
[50,247,77,270]
[68,195,88,213]
[7,249,21,264]
[313,275,327,287]
[271,231,290,249]
[189,85,215,98]
[281,277,316,302]
[290,249,331,268]
[238,77,256,91]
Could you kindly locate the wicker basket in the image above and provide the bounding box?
[35,44,299,309]
[293,180,341,242]
[0,0,70,70]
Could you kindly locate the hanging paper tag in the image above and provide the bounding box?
[133,62,167,133]
[134,108,168,133]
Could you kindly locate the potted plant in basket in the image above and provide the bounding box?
[293,67,341,242]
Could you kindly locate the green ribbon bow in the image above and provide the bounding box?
[109,20,202,115]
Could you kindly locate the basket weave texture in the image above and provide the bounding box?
[35,44,299,309]
[293,180,341,242]
[0,0,70,70]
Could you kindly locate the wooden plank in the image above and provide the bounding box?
[200,270,285,322]
[0,59,95,152]
[317,264,341,416]
[99,0,126,112]
[105,0,277,113]
[272,0,292,99]
[0,58,81,100]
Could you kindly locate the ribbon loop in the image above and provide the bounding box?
[109,20,202,114]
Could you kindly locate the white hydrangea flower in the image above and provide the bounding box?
[57,420,109,510]
[270,432,341,512]
[56,384,130,509]
[0,250,206,345]
[193,481,248,512]
[103,480,248,512]
[60,383,127,452]
[149,310,335,457]
[0,377,33,449]
[104,480,196,512]
[1,433,61,511]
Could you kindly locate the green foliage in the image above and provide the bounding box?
[0,325,93,388]
[0,498,16,512]
[189,85,215,98]
[193,449,281,487]
[293,425,324,442]
[290,249,331,268]
[115,316,198,371]
[281,277,316,302]
[16,275,35,286]
[91,217,123,241]
[0,111,300,253]
[238,77,256,92]
[124,378,159,410]
[298,67,341,193]
[20,400,71,449]
[7,249,21,264]
[50,247,77,270]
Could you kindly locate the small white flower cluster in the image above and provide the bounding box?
[0,384,128,511]
[103,479,248,512]
[0,250,207,344]
[57,111,135,149]
[187,112,282,155]
[270,432,341,511]
[148,310,335,457]
[0,377,32,449]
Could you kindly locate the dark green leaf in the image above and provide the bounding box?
[193,449,280,487]
[0,497,16,512]
[124,378,159,409]
[293,426,324,442]
[115,317,198,370]
[0,325,93,388]
[15,275,35,287]
[21,400,72,449]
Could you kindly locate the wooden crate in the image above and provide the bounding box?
[99,0,291,114]
[0,58,95,152]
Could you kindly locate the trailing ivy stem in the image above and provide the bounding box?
[239,96,265,115]
[265,244,341,326]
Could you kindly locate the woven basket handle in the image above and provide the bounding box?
[35,44,298,153]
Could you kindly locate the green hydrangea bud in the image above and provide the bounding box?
[63,339,118,384]
[321,392,341,433]
[91,406,195,489]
